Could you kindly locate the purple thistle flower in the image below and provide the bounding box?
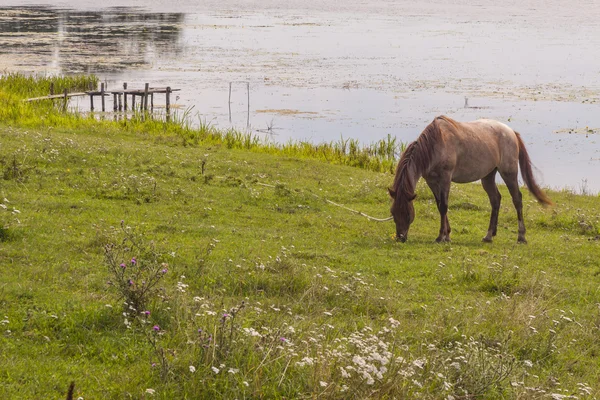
[131,257,137,265]
[128,279,134,286]
[280,337,287,342]
[161,268,168,274]
[153,325,160,331]
[151,362,157,367]
[120,263,126,269]
[143,311,151,316]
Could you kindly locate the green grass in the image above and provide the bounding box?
[1,74,599,399]
[1,122,599,399]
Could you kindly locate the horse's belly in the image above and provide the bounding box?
[451,162,497,183]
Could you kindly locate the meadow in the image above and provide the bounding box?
[1,74,599,399]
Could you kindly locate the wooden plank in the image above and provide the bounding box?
[24,92,88,102]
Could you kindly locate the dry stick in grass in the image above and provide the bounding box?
[256,182,392,222]
[277,358,293,387]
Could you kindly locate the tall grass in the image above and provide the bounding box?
[0,73,404,173]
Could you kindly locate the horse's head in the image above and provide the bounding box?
[389,188,415,242]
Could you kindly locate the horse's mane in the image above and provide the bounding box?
[391,116,456,199]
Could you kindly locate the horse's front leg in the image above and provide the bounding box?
[437,186,451,242]
[428,178,451,243]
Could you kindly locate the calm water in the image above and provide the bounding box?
[1,0,599,192]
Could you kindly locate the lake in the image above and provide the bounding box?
[1,0,599,192]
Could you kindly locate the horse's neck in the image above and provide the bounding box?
[408,164,422,192]
[400,159,422,195]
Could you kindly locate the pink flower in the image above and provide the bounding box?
[153,325,160,331]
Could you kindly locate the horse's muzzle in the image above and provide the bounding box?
[396,234,407,243]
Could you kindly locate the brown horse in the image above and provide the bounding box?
[389,116,552,243]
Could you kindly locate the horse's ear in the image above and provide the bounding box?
[388,188,396,198]
[409,193,417,201]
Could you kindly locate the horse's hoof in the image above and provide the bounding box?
[517,238,527,244]
[482,237,493,243]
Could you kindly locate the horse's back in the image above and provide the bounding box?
[435,117,519,182]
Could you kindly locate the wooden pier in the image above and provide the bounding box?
[24,82,180,119]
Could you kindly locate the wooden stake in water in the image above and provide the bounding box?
[123,82,128,111]
[228,82,232,123]
[247,82,250,128]
[63,89,68,112]
[101,82,105,112]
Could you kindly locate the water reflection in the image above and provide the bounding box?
[0,6,184,73]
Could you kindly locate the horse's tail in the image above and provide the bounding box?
[515,131,553,206]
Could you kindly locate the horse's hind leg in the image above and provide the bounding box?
[500,171,527,243]
[481,169,501,243]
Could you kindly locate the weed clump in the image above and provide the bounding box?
[103,221,169,314]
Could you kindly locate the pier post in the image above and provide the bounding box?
[166,86,171,122]
[89,82,94,112]
[63,89,68,112]
[144,83,149,111]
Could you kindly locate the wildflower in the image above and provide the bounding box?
[211,366,220,374]
[243,381,249,387]
[161,268,168,274]
[280,337,287,342]
[320,381,328,387]
[189,365,196,373]
[145,388,155,395]
[228,368,239,374]
[153,325,160,331]
[151,363,157,367]
[340,367,350,378]
[128,279,134,286]
[143,311,151,316]
[131,257,137,265]
[120,263,126,269]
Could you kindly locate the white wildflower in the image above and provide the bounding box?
[211,366,220,374]
[145,388,155,395]
[320,381,328,387]
[228,368,239,374]
[189,365,196,373]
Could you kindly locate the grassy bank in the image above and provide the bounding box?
[1,74,600,398]
[0,73,403,173]
[1,120,599,399]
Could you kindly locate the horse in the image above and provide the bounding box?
[389,116,552,243]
